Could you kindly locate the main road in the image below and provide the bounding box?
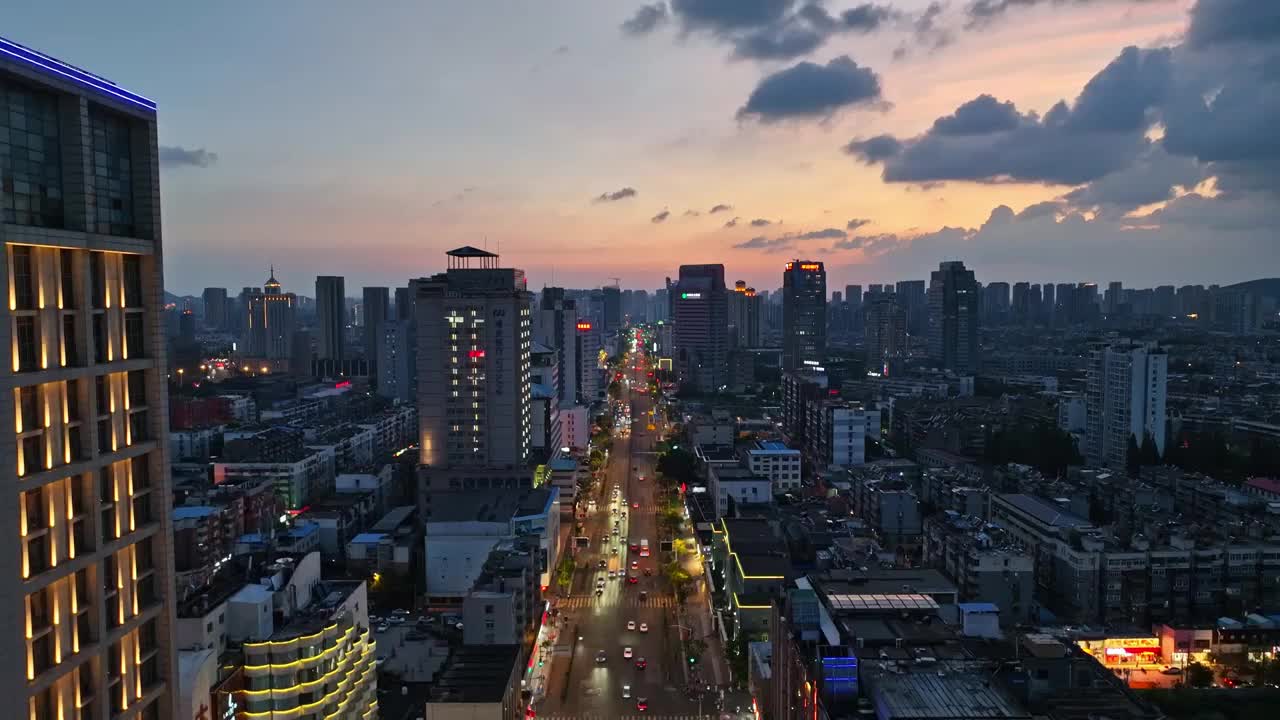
[538,342,712,720]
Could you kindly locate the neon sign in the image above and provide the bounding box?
[680,292,702,299]
[576,321,593,331]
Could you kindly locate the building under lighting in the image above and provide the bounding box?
[1,34,179,718]
[782,260,827,371]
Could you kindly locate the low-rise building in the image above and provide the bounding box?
[923,512,1034,627]
[710,465,774,519]
[423,644,523,720]
[743,441,803,492]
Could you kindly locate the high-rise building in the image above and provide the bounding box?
[1012,282,1031,325]
[927,261,980,373]
[982,282,1010,324]
[377,317,416,405]
[1041,283,1056,324]
[575,318,602,405]
[729,280,761,348]
[844,284,863,335]
[894,280,926,335]
[315,275,346,362]
[782,260,827,371]
[1086,340,1167,468]
[673,264,729,392]
[362,286,389,378]
[1105,281,1123,315]
[1054,283,1076,324]
[602,285,621,333]
[534,287,579,407]
[202,287,228,331]
[1,37,179,717]
[394,285,413,321]
[864,293,907,375]
[245,269,297,359]
[414,246,532,470]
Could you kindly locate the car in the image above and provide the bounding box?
[611,528,619,535]
[628,575,638,584]
[391,609,410,617]
[611,547,619,556]
[369,615,383,624]
[632,501,640,508]
[1161,667,1183,675]
[635,657,647,669]
[622,684,632,699]
[630,561,638,570]
[643,567,652,576]
[375,624,389,633]
[595,588,604,596]
[598,560,607,569]
[629,542,639,552]
[388,616,406,625]
[636,698,649,712]
[639,623,648,633]
[624,647,633,659]
[627,620,636,631]
[596,651,607,664]
[639,591,647,600]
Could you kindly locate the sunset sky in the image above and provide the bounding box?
[7,1,1276,294]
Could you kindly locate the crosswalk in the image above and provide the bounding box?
[557,595,675,609]
[538,715,713,720]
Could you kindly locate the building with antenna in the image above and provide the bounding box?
[244,267,298,360]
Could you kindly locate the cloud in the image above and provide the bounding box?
[724,216,741,227]
[709,203,733,213]
[964,0,1177,30]
[1187,0,1280,49]
[829,232,903,252]
[733,235,793,250]
[796,227,846,240]
[846,218,871,231]
[1015,200,1064,220]
[732,16,828,60]
[683,209,701,217]
[749,218,772,226]
[840,3,895,31]
[652,209,672,223]
[594,187,638,203]
[843,134,902,163]
[1062,143,1204,213]
[846,46,1174,185]
[622,3,670,36]
[159,146,218,168]
[672,0,793,32]
[737,55,884,122]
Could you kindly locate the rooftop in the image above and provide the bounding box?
[427,644,520,704]
[865,663,1031,720]
[997,493,1093,530]
[0,36,156,111]
[426,487,555,524]
[173,505,220,521]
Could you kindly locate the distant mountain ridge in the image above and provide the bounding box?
[1223,278,1280,299]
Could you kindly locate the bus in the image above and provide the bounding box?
[639,539,650,557]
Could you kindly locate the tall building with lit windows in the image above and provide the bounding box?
[414,247,533,505]
[782,260,827,371]
[0,35,177,720]
[244,269,297,361]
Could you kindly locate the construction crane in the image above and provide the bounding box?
[608,277,621,288]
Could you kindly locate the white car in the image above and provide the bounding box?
[639,623,649,633]
[623,647,633,659]
[627,620,636,631]
[622,684,632,699]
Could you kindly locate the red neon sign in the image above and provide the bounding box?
[468,350,486,359]
[334,381,351,389]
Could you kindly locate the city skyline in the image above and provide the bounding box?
[5,0,1275,293]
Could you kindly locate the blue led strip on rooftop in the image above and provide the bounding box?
[0,36,156,111]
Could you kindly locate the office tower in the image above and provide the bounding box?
[534,287,579,407]
[864,293,907,375]
[178,308,196,344]
[894,280,926,335]
[1054,283,1075,324]
[844,284,862,335]
[362,286,389,378]
[729,280,761,348]
[0,38,178,717]
[1028,284,1042,322]
[983,282,1010,324]
[1012,282,1030,325]
[602,285,621,333]
[865,284,883,301]
[1086,340,1167,468]
[782,260,827,371]
[927,261,980,373]
[673,264,729,392]
[1153,285,1176,317]
[245,270,297,359]
[1041,283,1055,324]
[315,275,346,362]
[394,285,413,321]
[651,288,669,323]
[202,287,228,331]
[1105,281,1123,315]
[377,317,416,404]
[290,328,313,377]
[575,317,601,404]
[414,246,532,469]
[1213,290,1262,334]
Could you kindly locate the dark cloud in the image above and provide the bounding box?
[672,0,793,32]
[1062,144,1204,213]
[797,227,847,240]
[652,209,672,223]
[733,235,794,250]
[709,203,733,214]
[750,218,772,226]
[846,217,871,230]
[1187,0,1280,49]
[843,134,902,163]
[159,146,218,168]
[845,46,1173,186]
[733,18,827,60]
[737,55,884,122]
[930,94,1021,135]
[724,216,741,227]
[1015,200,1064,220]
[622,3,671,36]
[594,187,638,203]
[829,232,902,252]
[841,3,895,31]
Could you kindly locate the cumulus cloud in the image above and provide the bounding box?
[594,187,638,203]
[797,227,847,240]
[930,94,1021,135]
[846,217,871,231]
[737,55,884,122]
[159,146,218,168]
[709,203,733,214]
[844,134,902,164]
[652,209,672,223]
[750,218,772,226]
[672,0,793,33]
[1062,144,1204,214]
[964,0,1177,29]
[724,216,741,227]
[622,3,670,36]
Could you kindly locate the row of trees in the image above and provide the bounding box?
[982,422,1083,477]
